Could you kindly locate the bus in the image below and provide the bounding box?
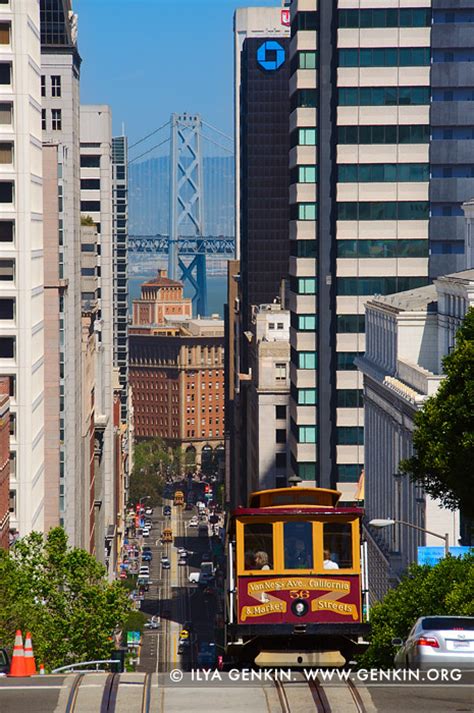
[174,490,185,507]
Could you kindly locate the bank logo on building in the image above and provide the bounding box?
[257,41,285,71]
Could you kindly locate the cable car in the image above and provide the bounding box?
[174,490,185,506]
[225,486,370,667]
[161,528,173,543]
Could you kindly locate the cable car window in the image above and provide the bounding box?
[284,521,313,569]
[244,523,273,570]
[323,523,353,569]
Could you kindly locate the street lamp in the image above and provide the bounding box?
[369,518,449,557]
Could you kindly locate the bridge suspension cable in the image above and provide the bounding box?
[128,119,171,151]
[128,137,170,165]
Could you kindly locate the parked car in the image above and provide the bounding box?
[145,507,153,516]
[0,648,10,675]
[161,557,171,570]
[189,517,199,528]
[188,572,200,584]
[142,528,150,538]
[178,557,187,567]
[393,616,474,669]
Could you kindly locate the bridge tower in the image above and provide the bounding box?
[168,112,207,316]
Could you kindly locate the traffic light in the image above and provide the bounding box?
[204,484,209,493]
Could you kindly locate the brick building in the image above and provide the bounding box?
[0,377,10,549]
[132,269,192,327]
[129,317,225,471]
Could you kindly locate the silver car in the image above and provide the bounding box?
[393,616,474,669]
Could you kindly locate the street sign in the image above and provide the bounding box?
[417,546,472,566]
[126,631,141,647]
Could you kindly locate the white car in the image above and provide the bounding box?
[178,557,187,567]
[142,528,150,538]
[145,507,153,516]
[189,518,199,528]
[188,572,200,584]
[139,566,150,575]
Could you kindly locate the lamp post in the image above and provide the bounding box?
[369,518,449,557]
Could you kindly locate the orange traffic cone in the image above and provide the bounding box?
[24,632,36,675]
[39,663,45,675]
[9,630,27,677]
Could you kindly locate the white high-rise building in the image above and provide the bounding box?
[0,0,45,534]
[80,105,116,572]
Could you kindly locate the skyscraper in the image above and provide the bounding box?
[41,0,82,536]
[288,1,432,495]
[229,6,291,506]
[2,0,45,535]
[112,135,129,422]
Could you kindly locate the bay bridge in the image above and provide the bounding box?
[128,113,235,316]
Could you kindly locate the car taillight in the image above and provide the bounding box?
[417,637,439,648]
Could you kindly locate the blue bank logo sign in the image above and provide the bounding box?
[257,41,285,71]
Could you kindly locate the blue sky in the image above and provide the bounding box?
[75,0,281,146]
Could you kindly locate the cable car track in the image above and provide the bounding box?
[64,672,154,713]
[273,674,369,713]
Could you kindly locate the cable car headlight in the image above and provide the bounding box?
[291,599,309,617]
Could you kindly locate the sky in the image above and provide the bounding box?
[75,0,282,147]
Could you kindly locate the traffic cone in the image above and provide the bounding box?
[24,632,36,675]
[39,663,45,675]
[9,630,27,677]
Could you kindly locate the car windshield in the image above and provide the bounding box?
[0,650,7,666]
[422,617,474,631]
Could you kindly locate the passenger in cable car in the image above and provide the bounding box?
[254,551,271,570]
[323,549,339,570]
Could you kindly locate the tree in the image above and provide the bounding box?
[0,528,131,672]
[128,437,181,506]
[399,308,474,518]
[359,554,474,669]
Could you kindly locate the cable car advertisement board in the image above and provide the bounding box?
[237,575,361,624]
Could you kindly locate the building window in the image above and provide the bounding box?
[275,363,287,381]
[9,452,16,479]
[291,165,317,184]
[51,109,62,131]
[339,86,429,106]
[295,50,318,71]
[290,203,318,221]
[276,429,286,444]
[292,314,317,332]
[275,405,287,420]
[293,277,317,294]
[338,124,429,145]
[275,452,287,469]
[7,374,15,398]
[81,201,101,212]
[338,8,431,29]
[80,155,101,168]
[0,298,14,319]
[41,75,46,97]
[337,276,428,296]
[292,11,318,31]
[336,352,361,371]
[0,142,13,164]
[337,390,364,408]
[81,179,101,190]
[338,163,429,183]
[294,388,317,405]
[290,240,316,258]
[337,427,364,445]
[337,465,362,482]
[9,489,15,515]
[299,128,317,146]
[0,336,15,358]
[0,63,11,85]
[41,109,46,131]
[339,47,430,68]
[337,201,429,221]
[336,315,365,333]
[299,426,317,444]
[9,412,15,437]
[0,259,14,281]
[0,182,13,203]
[0,22,9,45]
[51,75,61,97]
[297,462,316,481]
[290,89,318,112]
[337,239,428,258]
[297,351,317,370]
